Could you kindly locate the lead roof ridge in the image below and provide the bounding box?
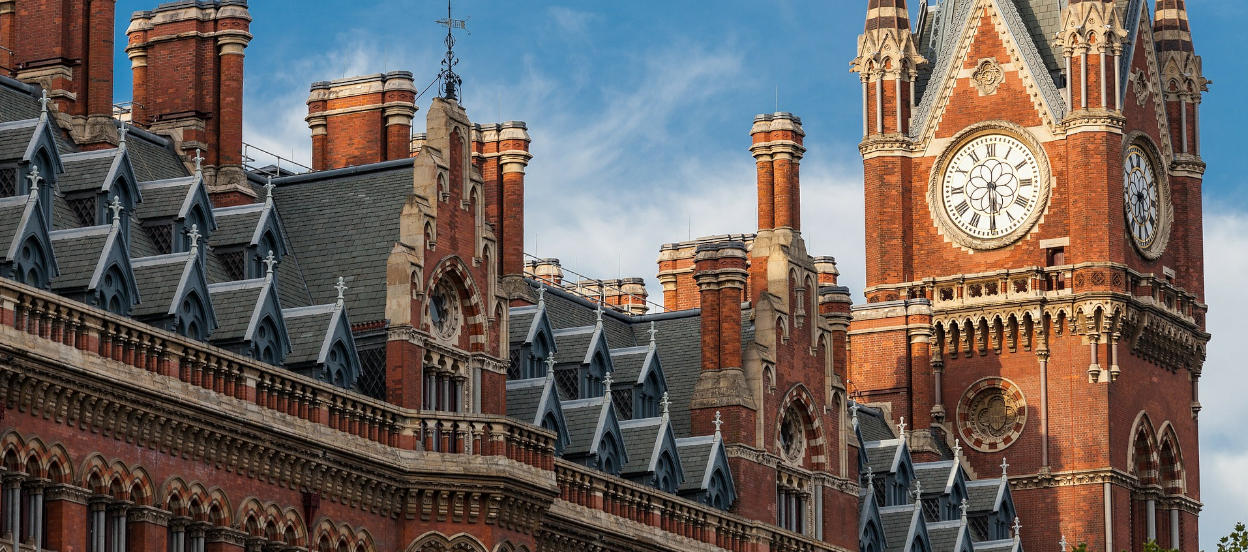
[257,157,413,187]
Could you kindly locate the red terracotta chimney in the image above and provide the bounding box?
[127,1,252,200]
[9,0,118,148]
[749,113,805,231]
[305,71,418,171]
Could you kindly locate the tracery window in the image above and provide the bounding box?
[0,166,16,197]
[252,316,283,365]
[97,265,131,316]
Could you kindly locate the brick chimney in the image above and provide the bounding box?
[127,0,252,200]
[656,234,754,311]
[8,0,118,148]
[750,113,805,231]
[690,240,753,440]
[525,258,563,287]
[601,278,649,315]
[472,121,531,277]
[305,72,417,171]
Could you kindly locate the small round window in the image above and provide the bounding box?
[778,407,807,464]
[427,278,462,340]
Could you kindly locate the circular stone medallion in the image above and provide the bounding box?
[956,377,1027,452]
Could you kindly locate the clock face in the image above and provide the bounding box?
[940,134,1044,243]
[1124,145,1160,248]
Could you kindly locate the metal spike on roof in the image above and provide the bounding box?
[648,321,657,350]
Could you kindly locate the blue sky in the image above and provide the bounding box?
[113,0,1248,544]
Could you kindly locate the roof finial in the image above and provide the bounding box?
[912,479,922,501]
[897,416,907,439]
[1012,517,1022,543]
[435,0,468,102]
[864,466,874,489]
[959,498,969,526]
[660,391,671,421]
[118,124,129,151]
[595,302,603,327]
[186,224,201,255]
[262,250,278,281]
[39,88,50,120]
[334,276,348,309]
[108,196,124,229]
[1001,457,1010,479]
[536,283,546,307]
[713,410,723,438]
[1059,535,1069,552]
[263,175,276,207]
[953,438,963,460]
[192,148,204,175]
[25,166,42,197]
[545,353,556,381]
[648,321,658,349]
[850,402,860,430]
[602,371,613,396]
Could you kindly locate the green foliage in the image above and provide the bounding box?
[1219,523,1248,552]
[1141,540,1178,552]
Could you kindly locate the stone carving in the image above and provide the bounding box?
[972,58,1005,96]
[957,377,1026,452]
[1130,68,1155,107]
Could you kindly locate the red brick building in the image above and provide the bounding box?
[0,1,1206,551]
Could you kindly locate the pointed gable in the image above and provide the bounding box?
[49,224,139,315]
[506,374,570,454]
[507,300,558,380]
[675,433,736,510]
[207,277,291,364]
[913,0,1068,142]
[619,416,684,492]
[137,174,217,253]
[131,250,217,339]
[282,302,363,389]
[561,395,627,475]
[0,192,57,288]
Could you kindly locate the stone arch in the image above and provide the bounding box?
[1156,422,1186,494]
[405,531,488,552]
[237,497,266,535]
[127,467,155,506]
[426,255,487,352]
[44,443,73,484]
[774,383,826,469]
[80,453,112,492]
[1128,411,1160,486]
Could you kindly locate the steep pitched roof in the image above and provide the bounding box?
[47,226,112,291]
[131,253,195,317]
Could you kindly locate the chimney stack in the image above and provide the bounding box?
[305,71,418,171]
[601,278,649,315]
[472,121,531,277]
[525,258,563,287]
[9,0,118,148]
[693,241,749,372]
[657,234,754,312]
[750,113,805,231]
[127,0,252,201]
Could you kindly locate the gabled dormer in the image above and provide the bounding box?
[0,191,58,289]
[137,173,216,255]
[58,148,141,239]
[914,459,969,522]
[49,223,139,315]
[131,246,217,340]
[864,438,918,507]
[507,296,557,380]
[552,315,614,400]
[859,488,886,552]
[282,295,363,389]
[609,339,668,420]
[619,413,684,492]
[207,270,291,364]
[209,201,287,281]
[675,430,737,511]
[878,502,932,552]
[925,520,974,552]
[505,372,571,455]
[0,118,64,229]
[561,394,627,475]
[966,476,1018,542]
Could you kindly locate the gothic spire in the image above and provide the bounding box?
[1154,0,1194,54]
[852,0,925,77]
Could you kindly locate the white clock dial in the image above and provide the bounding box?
[941,134,1043,242]
[1124,144,1160,248]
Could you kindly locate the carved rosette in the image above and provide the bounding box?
[956,377,1027,452]
[971,59,1005,96]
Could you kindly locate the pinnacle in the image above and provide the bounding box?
[1154,0,1194,54]
[864,0,911,34]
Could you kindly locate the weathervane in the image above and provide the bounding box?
[435,0,468,102]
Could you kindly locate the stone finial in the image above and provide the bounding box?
[118,125,129,151]
[193,148,204,174]
[864,466,874,489]
[1001,457,1010,479]
[713,411,723,438]
[851,402,860,430]
[603,371,613,396]
[595,302,603,327]
[960,499,969,525]
[39,89,50,120]
[648,321,658,349]
[262,250,278,280]
[953,438,963,459]
[897,416,907,439]
[26,166,42,196]
[1013,517,1022,542]
[545,353,556,381]
[1059,535,1069,552]
[334,276,348,309]
[536,283,546,307]
[108,196,124,229]
[263,175,276,206]
[912,480,922,501]
[187,224,201,255]
[660,391,671,422]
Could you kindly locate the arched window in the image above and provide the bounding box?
[707,468,732,510]
[598,433,621,475]
[584,353,606,397]
[541,412,564,455]
[177,292,207,340]
[325,340,354,389]
[636,371,660,418]
[253,316,282,365]
[97,265,131,315]
[13,236,47,289]
[654,451,678,493]
[252,231,279,278]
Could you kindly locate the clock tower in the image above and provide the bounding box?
[848,0,1208,550]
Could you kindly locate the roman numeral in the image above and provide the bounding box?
[970,213,982,228]
[986,143,996,157]
[1019,178,1033,188]
[1015,160,1028,170]
[955,201,970,216]
[1014,196,1030,208]
[949,186,964,195]
[1004,147,1013,161]
[969,150,981,163]
[1006,210,1016,222]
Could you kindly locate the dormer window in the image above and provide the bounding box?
[144,223,173,254]
[0,166,16,197]
[68,196,97,226]
[220,250,245,281]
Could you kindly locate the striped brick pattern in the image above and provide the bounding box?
[1154,0,1194,53]
[864,0,911,33]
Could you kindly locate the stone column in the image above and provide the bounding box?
[22,479,43,549]
[44,484,90,552]
[90,496,109,552]
[108,501,131,552]
[2,473,23,540]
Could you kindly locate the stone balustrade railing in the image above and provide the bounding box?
[554,461,844,552]
[0,279,555,470]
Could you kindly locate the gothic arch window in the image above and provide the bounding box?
[636,371,660,418]
[252,231,280,278]
[177,292,208,340]
[1159,435,1184,494]
[253,316,283,365]
[584,352,606,397]
[13,235,48,289]
[706,468,732,510]
[326,340,353,388]
[541,412,564,454]
[97,265,131,315]
[654,451,679,493]
[598,433,621,475]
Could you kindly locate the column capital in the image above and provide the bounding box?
[206,527,249,546]
[44,483,91,504]
[127,505,171,526]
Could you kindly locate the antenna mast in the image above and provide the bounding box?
[435,0,469,102]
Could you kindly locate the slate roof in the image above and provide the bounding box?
[58,150,117,194]
[271,159,415,324]
[0,121,36,161]
[675,436,714,492]
[48,226,111,290]
[138,177,197,220]
[506,378,547,424]
[207,279,267,341]
[562,397,608,456]
[211,204,266,246]
[865,441,903,475]
[509,306,539,343]
[880,505,918,551]
[610,347,650,385]
[552,327,596,365]
[857,403,897,442]
[915,461,957,495]
[966,479,1005,513]
[282,305,338,365]
[123,128,188,182]
[131,253,193,317]
[927,522,964,552]
[619,418,663,474]
[0,80,41,123]
[0,199,29,258]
